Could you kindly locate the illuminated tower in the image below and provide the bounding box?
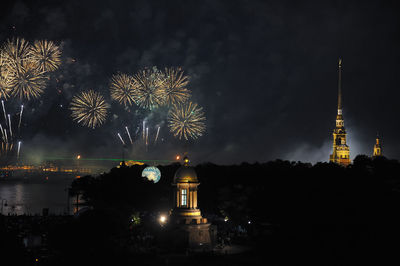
[373,134,382,157]
[170,156,212,249]
[329,59,351,166]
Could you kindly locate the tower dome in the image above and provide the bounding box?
[173,157,198,183]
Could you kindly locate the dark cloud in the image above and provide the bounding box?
[1,0,399,165]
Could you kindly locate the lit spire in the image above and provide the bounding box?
[337,58,342,114]
[183,156,190,166]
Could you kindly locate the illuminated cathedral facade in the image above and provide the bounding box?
[329,59,351,166]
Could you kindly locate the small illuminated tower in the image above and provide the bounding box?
[329,58,351,166]
[373,134,383,157]
[170,156,211,249]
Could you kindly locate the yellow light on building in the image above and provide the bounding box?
[329,58,351,166]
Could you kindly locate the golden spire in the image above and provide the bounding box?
[337,58,342,113]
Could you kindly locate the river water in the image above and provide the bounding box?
[0,174,76,215]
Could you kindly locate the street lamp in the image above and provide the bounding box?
[159,215,167,226]
[76,155,81,172]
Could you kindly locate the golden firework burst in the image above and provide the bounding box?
[1,38,32,72]
[132,67,166,110]
[0,52,12,100]
[0,72,12,100]
[9,61,47,100]
[70,90,109,129]
[163,67,191,106]
[168,101,206,140]
[109,73,136,106]
[30,40,61,72]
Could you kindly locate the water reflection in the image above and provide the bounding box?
[0,175,75,215]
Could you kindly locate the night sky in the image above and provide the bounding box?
[0,0,399,164]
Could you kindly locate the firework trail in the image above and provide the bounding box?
[132,67,166,110]
[30,40,61,72]
[1,100,6,126]
[0,102,24,156]
[18,105,23,130]
[125,126,133,144]
[17,141,21,159]
[142,121,146,141]
[154,126,160,144]
[70,90,109,129]
[110,74,136,106]
[8,114,12,138]
[146,127,149,146]
[0,124,4,141]
[163,67,191,106]
[168,101,206,140]
[117,133,125,145]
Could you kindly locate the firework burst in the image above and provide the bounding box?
[70,90,109,129]
[1,38,32,71]
[168,101,206,140]
[9,61,47,100]
[132,67,166,110]
[109,73,136,106]
[163,67,191,106]
[0,72,12,100]
[30,40,61,72]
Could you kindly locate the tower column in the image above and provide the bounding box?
[178,188,181,207]
[193,189,198,208]
[189,190,193,208]
[175,188,179,207]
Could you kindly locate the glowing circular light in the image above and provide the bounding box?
[159,215,166,223]
[141,166,161,183]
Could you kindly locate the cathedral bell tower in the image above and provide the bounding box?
[373,134,383,157]
[329,59,351,166]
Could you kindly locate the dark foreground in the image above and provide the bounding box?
[1,155,400,265]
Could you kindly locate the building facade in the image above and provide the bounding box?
[329,59,351,166]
